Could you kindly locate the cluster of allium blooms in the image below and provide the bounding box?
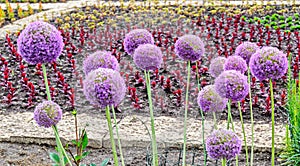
[224,55,247,74]
[83,68,126,108]
[209,57,226,78]
[33,101,63,128]
[215,70,249,101]
[174,34,205,61]
[83,51,120,75]
[206,129,242,160]
[17,21,64,65]
[133,44,163,71]
[197,85,228,113]
[124,29,154,55]
[249,46,288,81]
[234,42,259,64]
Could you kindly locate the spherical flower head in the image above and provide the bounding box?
[17,21,64,65]
[33,101,63,128]
[215,70,249,101]
[249,46,288,81]
[83,50,120,75]
[83,68,126,108]
[209,57,226,78]
[124,29,154,55]
[174,34,205,62]
[197,85,228,113]
[224,55,247,74]
[234,42,259,64]
[206,129,242,160]
[133,44,163,71]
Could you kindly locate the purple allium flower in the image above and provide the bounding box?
[133,44,163,71]
[206,129,242,160]
[17,21,64,65]
[234,42,259,64]
[83,50,120,75]
[83,68,126,108]
[215,70,249,101]
[249,46,288,81]
[33,101,63,128]
[124,29,154,55]
[209,57,226,78]
[224,55,247,74]
[174,34,205,62]
[197,85,228,113]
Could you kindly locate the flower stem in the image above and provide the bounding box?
[238,101,249,166]
[52,125,72,166]
[247,68,255,166]
[226,100,234,131]
[111,106,125,166]
[144,70,158,166]
[105,106,119,166]
[222,158,226,166]
[195,62,207,165]
[42,64,71,166]
[182,61,191,166]
[42,64,51,101]
[213,112,217,130]
[269,79,275,166]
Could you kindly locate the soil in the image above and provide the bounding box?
[0,142,280,166]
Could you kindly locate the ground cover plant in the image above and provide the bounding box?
[0,0,299,165]
[0,1,44,27]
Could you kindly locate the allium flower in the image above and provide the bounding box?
[215,70,249,101]
[83,68,126,108]
[83,50,120,75]
[17,21,64,65]
[206,129,242,160]
[33,101,63,128]
[197,85,228,113]
[234,42,259,64]
[174,34,205,62]
[124,29,154,55]
[133,44,163,71]
[249,46,288,81]
[209,57,226,78]
[224,55,247,74]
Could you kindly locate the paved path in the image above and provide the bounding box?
[0,0,288,152]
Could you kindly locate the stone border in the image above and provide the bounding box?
[0,111,286,153]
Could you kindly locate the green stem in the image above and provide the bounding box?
[270,79,275,166]
[226,99,238,165]
[196,62,207,165]
[111,106,125,166]
[247,68,254,166]
[144,70,158,166]
[238,101,249,166]
[226,100,234,131]
[42,64,51,101]
[53,125,72,166]
[42,64,71,166]
[213,112,217,130]
[222,158,226,166]
[105,106,119,166]
[182,61,191,166]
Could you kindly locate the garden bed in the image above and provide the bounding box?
[0,1,298,165]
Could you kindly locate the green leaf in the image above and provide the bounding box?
[82,151,90,159]
[52,164,59,166]
[75,155,82,161]
[89,164,96,166]
[100,158,109,166]
[49,152,60,164]
[82,131,88,150]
